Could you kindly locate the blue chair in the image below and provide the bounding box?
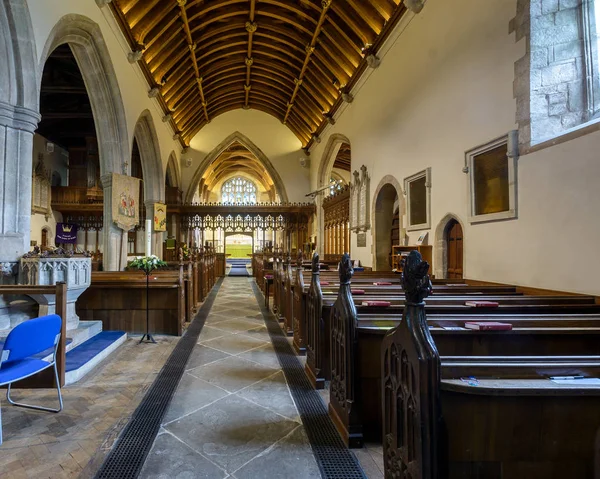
[0,314,64,445]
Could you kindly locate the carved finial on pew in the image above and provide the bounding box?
[338,253,353,285]
[401,250,432,304]
[382,249,440,478]
[178,247,183,263]
[297,250,303,268]
[311,252,319,273]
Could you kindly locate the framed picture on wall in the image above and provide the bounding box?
[404,167,431,231]
[466,133,517,224]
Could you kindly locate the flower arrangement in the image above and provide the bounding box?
[180,243,191,261]
[127,255,167,274]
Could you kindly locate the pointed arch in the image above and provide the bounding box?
[185,131,288,203]
[133,110,165,203]
[39,14,129,177]
[315,133,351,255]
[434,213,467,279]
[371,175,404,271]
[317,133,352,190]
[166,151,181,189]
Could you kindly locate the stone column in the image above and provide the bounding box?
[0,103,40,279]
[101,174,128,270]
[145,200,164,258]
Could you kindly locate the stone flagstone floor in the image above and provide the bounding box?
[139,277,321,479]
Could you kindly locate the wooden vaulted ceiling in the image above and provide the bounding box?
[333,141,351,171]
[200,140,275,198]
[109,0,408,148]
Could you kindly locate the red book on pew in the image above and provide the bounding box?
[361,301,391,307]
[351,289,365,295]
[465,301,499,308]
[320,281,330,286]
[373,282,393,286]
[464,321,512,331]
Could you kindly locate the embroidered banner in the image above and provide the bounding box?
[56,223,78,244]
[153,203,167,232]
[111,173,140,231]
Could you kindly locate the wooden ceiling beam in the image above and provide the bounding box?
[244,0,257,108]
[177,0,209,124]
[329,3,375,46]
[345,0,384,33]
[127,0,162,30]
[283,0,331,125]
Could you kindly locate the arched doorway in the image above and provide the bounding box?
[374,184,399,271]
[434,214,466,279]
[225,233,253,258]
[446,220,464,279]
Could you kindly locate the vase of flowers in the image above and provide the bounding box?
[127,255,167,343]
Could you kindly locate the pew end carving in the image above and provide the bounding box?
[328,253,363,448]
[382,250,441,478]
[305,252,325,389]
[293,250,306,355]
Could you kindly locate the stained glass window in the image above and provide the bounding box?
[329,177,343,196]
[221,177,257,204]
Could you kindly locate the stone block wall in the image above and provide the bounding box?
[513,0,593,146]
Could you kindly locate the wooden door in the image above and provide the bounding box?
[446,220,463,279]
[41,229,48,249]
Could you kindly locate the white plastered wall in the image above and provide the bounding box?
[309,0,600,295]
[184,109,309,202]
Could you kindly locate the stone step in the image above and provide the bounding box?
[67,320,103,351]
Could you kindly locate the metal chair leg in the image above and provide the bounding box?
[6,362,63,413]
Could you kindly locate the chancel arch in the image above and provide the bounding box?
[372,175,404,271]
[185,131,287,203]
[434,213,466,280]
[39,14,129,270]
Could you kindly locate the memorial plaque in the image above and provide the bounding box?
[357,232,367,247]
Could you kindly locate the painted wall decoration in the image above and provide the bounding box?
[154,203,167,231]
[112,173,140,231]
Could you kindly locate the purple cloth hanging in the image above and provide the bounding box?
[56,223,78,244]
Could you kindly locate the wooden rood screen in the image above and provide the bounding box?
[381,251,440,478]
[0,283,67,387]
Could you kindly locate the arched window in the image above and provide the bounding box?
[329,176,343,196]
[221,177,257,204]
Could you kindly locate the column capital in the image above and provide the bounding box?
[100,174,113,188]
[0,102,41,132]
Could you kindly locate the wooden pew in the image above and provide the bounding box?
[381,251,600,477]
[320,254,600,448]
[77,269,185,335]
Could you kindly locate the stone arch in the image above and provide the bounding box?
[133,110,165,203]
[434,213,466,279]
[166,151,181,189]
[39,14,129,177]
[185,131,289,203]
[315,133,351,255]
[371,175,404,271]
[317,133,351,189]
[0,0,39,112]
[0,1,41,262]
[39,14,130,270]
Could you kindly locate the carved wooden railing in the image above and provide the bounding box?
[284,253,294,335]
[382,250,440,478]
[305,252,325,389]
[329,253,362,447]
[293,251,306,355]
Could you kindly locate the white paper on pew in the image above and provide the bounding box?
[550,378,600,385]
[442,326,466,330]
